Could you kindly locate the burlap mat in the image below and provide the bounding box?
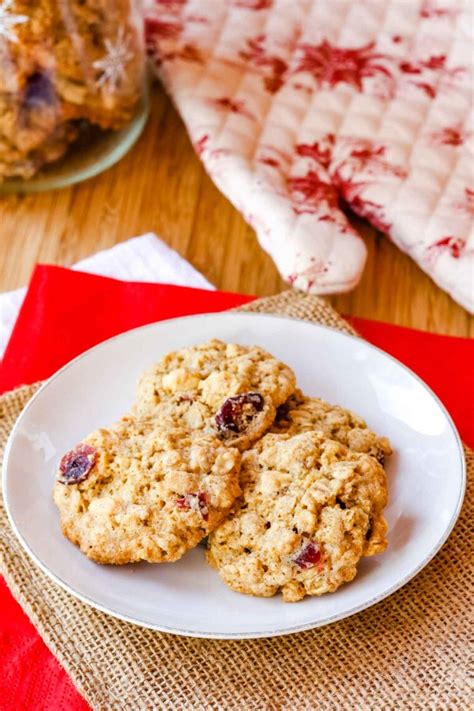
[0,291,471,710]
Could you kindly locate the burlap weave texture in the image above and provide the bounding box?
[0,291,471,709]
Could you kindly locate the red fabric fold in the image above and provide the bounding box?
[0,265,252,393]
[1,264,472,711]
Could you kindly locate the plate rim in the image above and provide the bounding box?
[2,311,467,639]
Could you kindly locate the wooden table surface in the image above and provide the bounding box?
[1,85,473,338]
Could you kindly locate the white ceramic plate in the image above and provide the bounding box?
[3,313,465,639]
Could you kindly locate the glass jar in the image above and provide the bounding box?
[0,0,147,189]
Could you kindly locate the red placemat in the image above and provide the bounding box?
[1,264,472,711]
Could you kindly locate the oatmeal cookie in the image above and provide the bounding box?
[53,416,241,564]
[207,431,388,602]
[133,339,296,451]
[272,390,392,465]
[0,0,143,179]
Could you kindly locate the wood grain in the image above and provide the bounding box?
[0,84,472,337]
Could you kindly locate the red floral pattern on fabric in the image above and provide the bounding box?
[194,134,209,156]
[296,135,335,170]
[145,17,183,41]
[293,40,392,92]
[232,0,273,8]
[258,156,280,167]
[144,0,472,309]
[287,258,329,290]
[154,0,187,7]
[347,193,393,235]
[426,236,466,262]
[288,170,339,214]
[399,54,464,98]
[339,142,407,180]
[210,97,255,119]
[239,35,288,93]
[454,188,474,216]
[335,142,407,234]
[293,136,405,234]
[145,1,206,65]
[420,0,459,19]
[431,124,466,146]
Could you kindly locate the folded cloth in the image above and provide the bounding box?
[0,266,246,392]
[0,233,213,358]
[1,266,473,711]
[145,0,474,311]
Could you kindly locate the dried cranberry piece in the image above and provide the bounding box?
[24,72,55,108]
[275,400,290,423]
[215,392,264,434]
[176,492,209,521]
[365,521,373,541]
[58,444,96,484]
[375,451,385,466]
[292,541,322,570]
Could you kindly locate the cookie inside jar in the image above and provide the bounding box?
[0,0,144,181]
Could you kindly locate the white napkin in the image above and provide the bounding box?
[0,233,213,358]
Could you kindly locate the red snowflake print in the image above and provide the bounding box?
[288,170,339,214]
[344,142,407,179]
[420,0,459,19]
[296,134,335,170]
[287,260,329,290]
[145,6,204,65]
[292,82,313,95]
[453,187,474,216]
[185,14,209,24]
[259,144,291,164]
[173,44,203,63]
[332,170,393,235]
[232,0,273,8]
[292,138,402,233]
[239,35,288,93]
[145,16,187,65]
[349,195,392,234]
[329,140,406,188]
[425,236,466,263]
[414,82,436,98]
[145,16,183,41]
[464,188,474,215]
[293,40,393,92]
[154,0,187,8]
[194,134,209,156]
[210,97,255,119]
[399,54,464,99]
[400,55,447,74]
[258,157,280,167]
[431,125,466,146]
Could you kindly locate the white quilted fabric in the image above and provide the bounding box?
[145,0,474,312]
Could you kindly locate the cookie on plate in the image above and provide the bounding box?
[133,339,296,450]
[53,417,241,564]
[272,390,392,465]
[207,431,388,602]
